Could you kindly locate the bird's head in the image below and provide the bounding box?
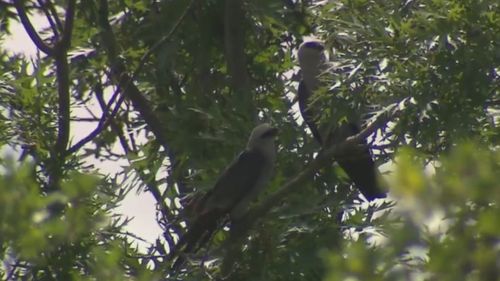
[297,40,326,71]
[247,123,278,154]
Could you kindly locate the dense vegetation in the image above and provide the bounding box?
[0,0,499,280]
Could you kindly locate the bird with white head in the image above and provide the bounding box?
[297,40,386,201]
[170,123,278,270]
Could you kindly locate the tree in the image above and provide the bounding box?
[0,0,498,280]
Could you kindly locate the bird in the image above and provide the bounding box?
[297,40,386,201]
[170,123,278,270]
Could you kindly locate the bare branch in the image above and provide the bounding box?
[13,0,54,55]
[67,81,124,154]
[43,0,76,193]
[53,50,71,156]
[52,0,75,158]
[44,0,64,31]
[36,0,60,39]
[94,0,194,235]
[96,0,170,149]
[59,0,75,50]
[95,86,174,230]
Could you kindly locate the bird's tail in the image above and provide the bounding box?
[337,148,386,201]
[169,210,222,272]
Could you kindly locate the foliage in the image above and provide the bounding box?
[324,143,500,281]
[0,159,157,280]
[0,0,498,280]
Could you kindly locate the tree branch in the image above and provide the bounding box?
[52,0,75,158]
[44,0,64,31]
[96,0,194,205]
[97,0,172,151]
[94,85,174,226]
[224,0,254,117]
[59,0,75,50]
[53,51,70,158]
[67,80,123,154]
[94,83,130,154]
[41,0,75,194]
[36,0,60,39]
[13,0,54,56]
[257,106,396,218]
[96,1,194,235]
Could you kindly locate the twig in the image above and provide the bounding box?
[96,0,174,149]
[13,0,54,55]
[95,0,194,216]
[67,79,124,154]
[36,0,60,39]
[95,82,174,228]
[45,0,64,31]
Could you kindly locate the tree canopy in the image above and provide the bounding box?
[0,0,499,280]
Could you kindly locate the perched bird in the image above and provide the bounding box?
[171,123,278,269]
[297,40,386,201]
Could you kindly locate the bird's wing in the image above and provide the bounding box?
[298,86,387,200]
[337,149,385,201]
[298,80,324,145]
[171,149,268,268]
[334,124,386,201]
[202,149,268,213]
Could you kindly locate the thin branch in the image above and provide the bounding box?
[94,83,131,154]
[36,0,60,39]
[96,82,174,232]
[67,81,123,154]
[94,0,195,255]
[95,0,195,201]
[97,0,171,149]
[127,253,169,259]
[71,117,100,122]
[131,0,196,83]
[13,0,54,56]
[53,0,76,159]
[59,0,75,50]
[45,0,64,31]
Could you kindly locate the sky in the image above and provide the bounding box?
[2,13,162,251]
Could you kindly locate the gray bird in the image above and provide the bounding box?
[171,123,278,269]
[297,40,386,201]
